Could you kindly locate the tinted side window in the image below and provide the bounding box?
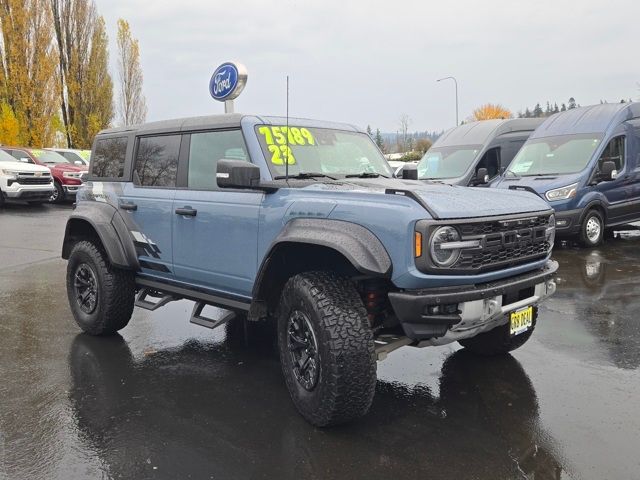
[91,137,128,178]
[133,135,180,187]
[598,136,625,171]
[188,130,248,189]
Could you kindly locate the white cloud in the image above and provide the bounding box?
[97,0,639,131]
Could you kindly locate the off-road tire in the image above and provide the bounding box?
[277,271,376,427]
[579,209,604,247]
[459,312,537,356]
[66,240,135,335]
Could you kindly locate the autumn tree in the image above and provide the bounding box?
[414,138,432,154]
[471,104,513,121]
[117,19,147,126]
[0,0,58,146]
[51,0,113,148]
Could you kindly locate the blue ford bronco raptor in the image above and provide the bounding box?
[63,114,558,426]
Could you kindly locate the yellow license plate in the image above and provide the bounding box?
[510,306,533,336]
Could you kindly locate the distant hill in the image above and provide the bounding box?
[381,130,443,154]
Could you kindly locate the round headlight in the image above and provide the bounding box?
[430,226,461,267]
[546,214,556,249]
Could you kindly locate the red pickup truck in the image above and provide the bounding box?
[0,147,88,203]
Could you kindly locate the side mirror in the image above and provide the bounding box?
[476,167,489,185]
[600,161,617,181]
[217,159,262,189]
[402,163,418,180]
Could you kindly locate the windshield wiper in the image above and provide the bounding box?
[505,170,519,177]
[273,172,337,180]
[344,172,389,178]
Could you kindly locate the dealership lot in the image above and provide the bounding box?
[1,204,639,479]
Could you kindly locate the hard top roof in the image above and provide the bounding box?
[434,118,544,148]
[530,102,640,139]
[97,114,362,136]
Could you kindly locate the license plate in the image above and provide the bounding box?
[510,306,533,336]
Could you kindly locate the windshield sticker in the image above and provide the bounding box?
[267,144,296,165]
[31,149,45,158]
[258,126,316,147]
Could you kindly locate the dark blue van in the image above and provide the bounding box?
[415,118,543,186]
[493,102,640,247]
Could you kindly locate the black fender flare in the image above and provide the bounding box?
[252,218,392,299]
[62,202,139,270]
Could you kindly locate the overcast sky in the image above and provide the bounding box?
[97,0,638,132]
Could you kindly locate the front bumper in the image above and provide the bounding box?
[63,184,81,196]
[554,208,582,236]
[3,183,54,201]
[388,260,558,342]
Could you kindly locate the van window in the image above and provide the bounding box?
[187,130,248,189]
[476,147,500,178]
[133,135,180,187]
[598,136,625,171]
[92,137,127,178]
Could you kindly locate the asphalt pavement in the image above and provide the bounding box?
[1,203,639,479]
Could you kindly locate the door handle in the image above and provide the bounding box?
[175,206,197,217]
[119,202,137,211]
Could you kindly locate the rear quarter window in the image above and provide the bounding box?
[91,137,128,178]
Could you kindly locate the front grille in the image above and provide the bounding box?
[415,213,553,275]
[16,177,51,185]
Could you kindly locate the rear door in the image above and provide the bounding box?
[119,134,181,279]
[172,129,261,298]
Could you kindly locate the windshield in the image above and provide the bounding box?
[0,150,19,163]
[31,149,70,164]
[507,134,603,176]
[417,145,482,179]
[255,125,393,178]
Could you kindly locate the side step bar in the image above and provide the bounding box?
[135,288,176,311]
[189,302,236,329]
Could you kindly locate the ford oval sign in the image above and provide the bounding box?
[209,62,248,102]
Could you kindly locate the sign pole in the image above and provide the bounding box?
[224,100,234,114]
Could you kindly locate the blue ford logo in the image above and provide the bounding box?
[209,62,247,102]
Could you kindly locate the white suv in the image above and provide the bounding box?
[0,150,54,205]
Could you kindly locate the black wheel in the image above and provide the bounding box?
[579,209,604,247]
[50,181,64,203]
[277,271,376,426]
[66,240,135,335]
[458,310,537,356]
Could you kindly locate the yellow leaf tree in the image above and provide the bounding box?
[51,0,114,148]
[117,19,147,126]
[0,0,59,146]
[471,104,513,121]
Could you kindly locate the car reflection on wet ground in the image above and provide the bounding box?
[1,204,639,479]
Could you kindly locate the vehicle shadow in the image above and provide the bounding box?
[68,324,568,480]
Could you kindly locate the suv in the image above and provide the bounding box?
[0,147,87,203]
[62,114,558,426]
[0,149,54,205]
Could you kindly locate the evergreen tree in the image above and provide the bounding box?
[374,128,385,153]
[568,97,577,109]
[366,125,373,137]
[561,103,567,111]
[533,103,543,117]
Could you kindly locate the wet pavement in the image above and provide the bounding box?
[1,203,639,479]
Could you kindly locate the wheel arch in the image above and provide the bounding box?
[62,203,139,271]
[250,219,392,319]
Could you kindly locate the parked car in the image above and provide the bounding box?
[0,149,54,206]
[415,118,544,186]
[47,147,91,167]
[62,114,557,426]
[493,102,640,247]
[0,147,88,203]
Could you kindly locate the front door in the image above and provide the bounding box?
[594,135,630,224]
[172,129,262,298]
[119,134,181,279]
